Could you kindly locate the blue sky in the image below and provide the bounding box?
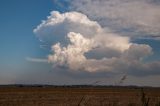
[0,0,160,86]
[0,0,55,70]
[0,0,56,83]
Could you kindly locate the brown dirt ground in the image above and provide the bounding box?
[0,87,160,106]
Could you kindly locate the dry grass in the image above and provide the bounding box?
[0,86,160,106]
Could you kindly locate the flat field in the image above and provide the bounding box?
[0,86,160,106]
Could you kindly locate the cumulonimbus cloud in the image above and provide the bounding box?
[34,11,160,75]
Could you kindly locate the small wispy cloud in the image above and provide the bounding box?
[26,57,48,63]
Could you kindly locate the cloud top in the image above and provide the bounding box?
[34,11,101,44]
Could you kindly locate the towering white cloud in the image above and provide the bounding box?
[48,32,95,70]
[34,11,158,73]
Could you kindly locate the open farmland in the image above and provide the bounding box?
[0,86,160,106]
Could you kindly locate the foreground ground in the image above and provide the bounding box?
[0,86,160,106]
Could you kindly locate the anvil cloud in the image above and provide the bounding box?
[71,0,160,39]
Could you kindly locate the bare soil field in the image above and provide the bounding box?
[0,86,160,106]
